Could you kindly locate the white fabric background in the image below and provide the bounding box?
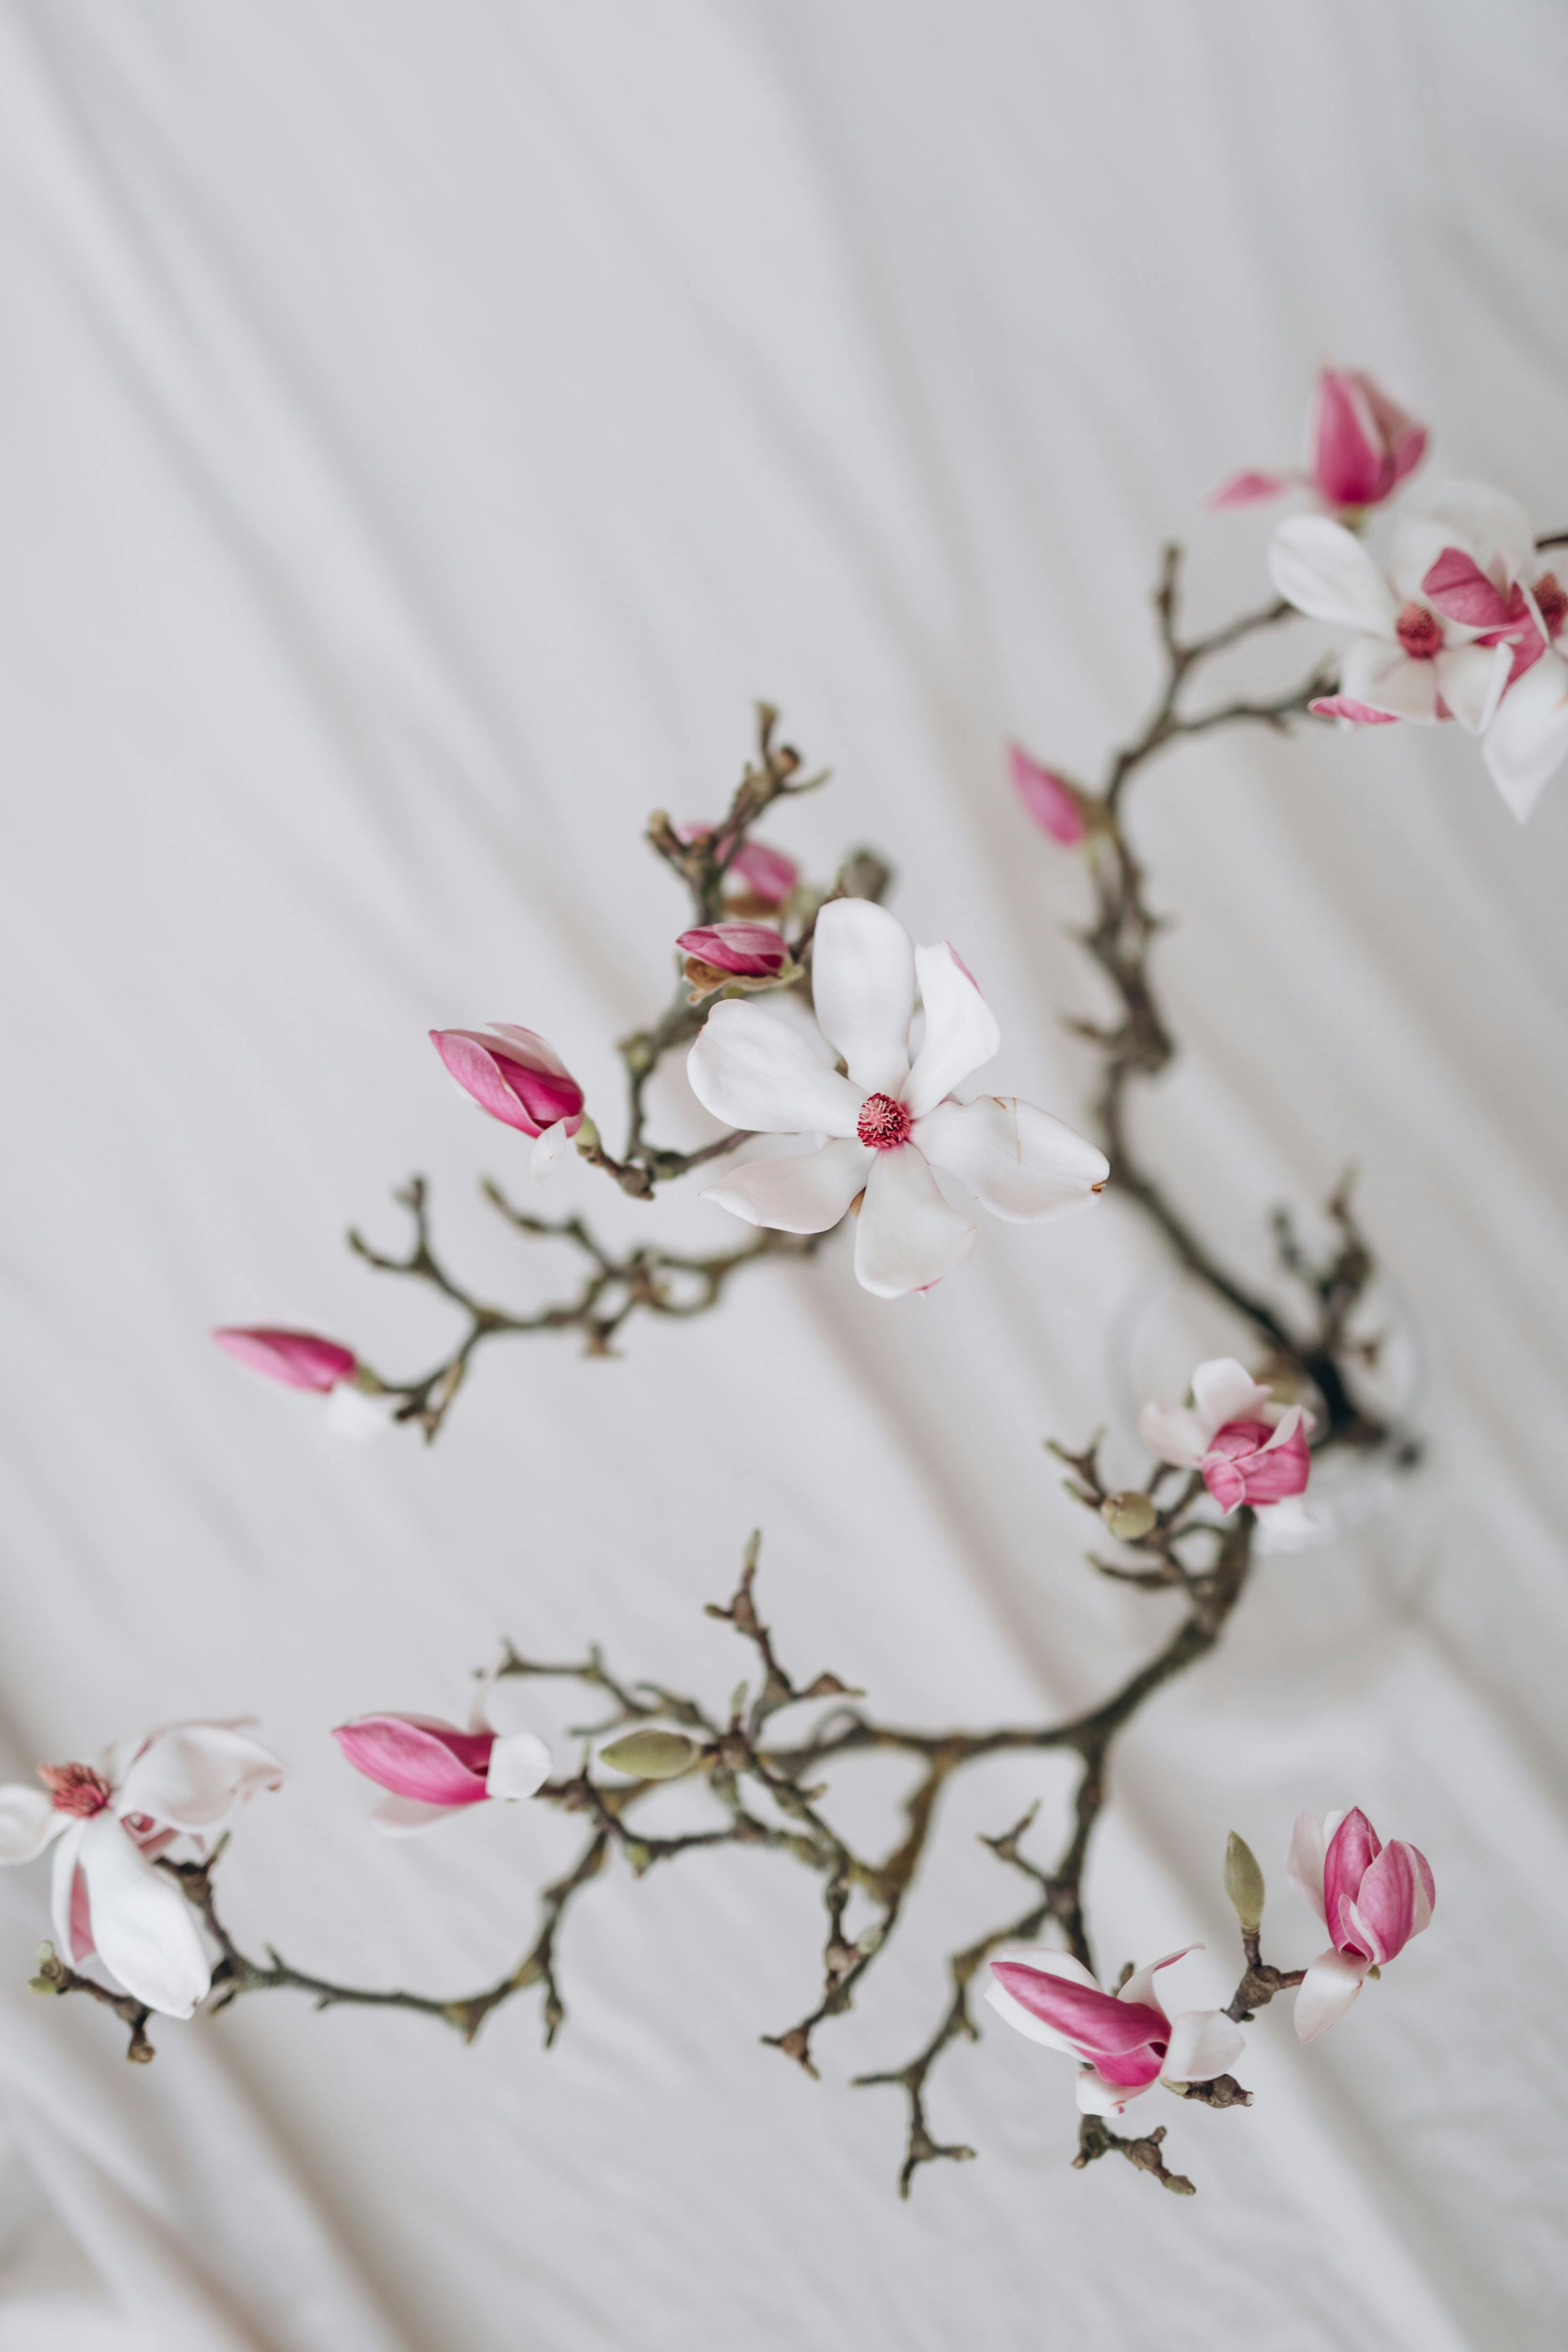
[2,4,1566,2346]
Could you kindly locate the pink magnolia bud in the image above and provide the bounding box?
[1201,1414,1311,1512]
[676,921,791,978]
[728,839,798,905]
[1310,368,1427,510]
[213,1327,358,1391]
[430,1024,584,1139]
[332,1714,495,1807]
[1008,743,1086,846]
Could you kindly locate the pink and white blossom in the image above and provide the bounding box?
[1008,743,1087,846]
[677,921,792,980]
[0,1722,286,2017]
[986,1945,1244,2116]
[1213,367,1427,514]
[1139,1357,1312,1515]
[430,1024,585,1179]
[1404,486,1568,820]
[333,1677,552,1835]
[1287,1808,1435,2042]
[1271,488,1517,741]
[686,899,1108,1298]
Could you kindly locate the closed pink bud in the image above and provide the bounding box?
[332,1714,494,1807]
[1310,368,1427,511]
[1287,1806,1435,2042]
[213,1327,358,1391]
[676,921,791,978]
[727,839,798,905]
[1008,743,1086,846]
[1201,1414,1311,1512]
[430,1024,585,1139]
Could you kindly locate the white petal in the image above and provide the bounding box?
[809,899,915,1097]
[1269,515,1397,635]
[701,1138,872,1233]
[1191,1359,1271,1438]
[912,1096,1107,1223]
[902,943,1000,1119]
[1256,1404,1305,1452]
[1483,651,1568,821]
[1434,640,1513,734]
[0,1786,67,1864]
[1137,1402,1209,1468]
[370,1794,455,1836]
[687,1000,861,1137]
[1076,2067,1146,2116]
[50,1820,90,1964]
[325,1383,397,1443]
[852,1147,976,1299]
[1161,2007,1245,2084]
[1338,637,1440,722]
[1285,1813,1328,1923]
[76,1813,212,2017]
[485,1732,552,1801]
[1119,1944,1199,2014]
[1294,1946,1368,2043]
[116,1723,286,1835]
[527,1119,570,1182]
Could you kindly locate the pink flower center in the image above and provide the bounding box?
[38,1761,112,1817]
[1536,571,1567,638]
[857,1092,912,1150]
[1395,602,1443,660]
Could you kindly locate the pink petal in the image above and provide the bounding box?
[1344,1837,1433,1965]
[332,1715,493,1807]
[1421,547,1513,631]
[1312,370,1390,508]
[989,1962,1167,2064]
[1209,469,1295,510]
[1309,696,1402,725]
[212,1328,357,1391]
[677,921,791,977]
[1324,1808,1381,1951]
[1008,743,1086,844]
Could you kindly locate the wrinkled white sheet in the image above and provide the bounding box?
[3,4,1566,2346]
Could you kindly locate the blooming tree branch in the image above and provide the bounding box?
[57,363,1490,2199]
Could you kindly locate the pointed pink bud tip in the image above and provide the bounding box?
[678,827,799,908]
[676,921,791,978]
[429,1025,585,1139]
[1309,696,1401,725]
[727,839,799,905]
[1209,469,1293,510]
[213,1327,358,1390]
[1008,743,1086,845]
[1311,367,1428,511]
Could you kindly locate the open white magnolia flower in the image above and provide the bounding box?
[686,900,1109,1297]
[0,1720,286,2018]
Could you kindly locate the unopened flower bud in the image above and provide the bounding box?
[1224,1831,1266,1934]
[598,1728,699,1780]
[213,1328,358,1391]
[1101,1491,1157,1542]
[1008,743,1088,846]
[677,921,793,987]
[430,1024,585,1140]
